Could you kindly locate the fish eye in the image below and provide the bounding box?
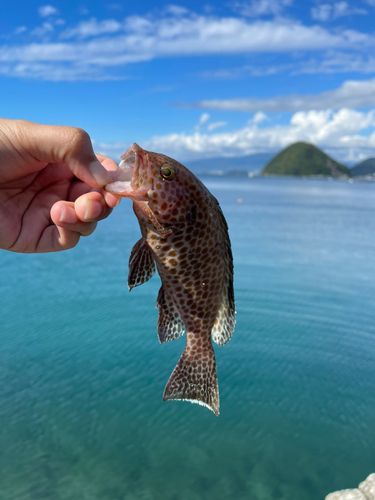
[160,164,176,180]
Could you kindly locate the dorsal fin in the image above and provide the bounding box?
[128,238,155,291]
[156,287,185,343]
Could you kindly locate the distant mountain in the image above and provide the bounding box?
[351,158,375,176]
[185,152,274,174]
[262,142,351,178]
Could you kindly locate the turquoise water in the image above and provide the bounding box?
[1,176,375,500]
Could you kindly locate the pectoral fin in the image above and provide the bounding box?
[128,238,155,291]
[156,287,185,343]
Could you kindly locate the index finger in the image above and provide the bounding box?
[3,119,113,188]
[95,153,119,173]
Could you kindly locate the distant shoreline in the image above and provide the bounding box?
[197,171,375,182]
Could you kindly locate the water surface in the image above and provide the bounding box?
[1,176,375,500]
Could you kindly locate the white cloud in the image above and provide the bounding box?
[195,113,210,132]
[207,121,227,131]
[311,4,332,21]
[252,111,268,123]
[296,52,375,75]
[164,5,190,16]
[14,26,27,35]
[232,0,293,17]
[189,78,375,112]
[9,15,375,55]
[93,108,375,164]
[60,18,122,39]
[31,22,54,37]
[38,5,59,17]
[196,114,227,132]
[1,10,375,81]
[0,62,126,81]
[199,113,210,125]
[202,52,375,79]
[311,2,367,21]
[202,64,293,79]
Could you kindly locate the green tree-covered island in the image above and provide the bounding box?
[262,142,352,178]
[351,158,375,176]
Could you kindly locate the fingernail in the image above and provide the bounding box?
[110,194,122,207]
[59,205,77,224]
[89,160,113,186]
[84,199,102,221]
[104,192,121,208]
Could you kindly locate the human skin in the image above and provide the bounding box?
[0,119,120,253]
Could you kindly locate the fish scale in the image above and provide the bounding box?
[105,143,235,416]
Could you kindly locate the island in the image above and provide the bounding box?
[351,158,375,177]
[262,142,352,178]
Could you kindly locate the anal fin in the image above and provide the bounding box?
[128,238,155,291]
[163,343,219,416]
[156,287,185,343]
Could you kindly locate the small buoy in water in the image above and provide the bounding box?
[237,198,243,204]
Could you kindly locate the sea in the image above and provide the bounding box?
[1,176,375,500]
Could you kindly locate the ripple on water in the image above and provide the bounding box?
[1,177,375,499]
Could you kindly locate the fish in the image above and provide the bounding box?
[105,143,235,415]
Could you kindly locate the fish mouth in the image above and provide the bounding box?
[105,143,149,201]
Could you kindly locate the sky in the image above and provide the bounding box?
[1,0,375,164]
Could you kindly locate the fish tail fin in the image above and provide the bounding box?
[163,342,219,416]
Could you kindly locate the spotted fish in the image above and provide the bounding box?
[105,144,235,415]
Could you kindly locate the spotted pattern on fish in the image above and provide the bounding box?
[105,143,235,416]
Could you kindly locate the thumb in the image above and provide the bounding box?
[8,120,113,187]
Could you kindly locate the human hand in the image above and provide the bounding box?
[0,119,120,253]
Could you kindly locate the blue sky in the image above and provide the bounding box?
[1,0,375,164]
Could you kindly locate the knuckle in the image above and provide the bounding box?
[99,207,113,221]
[54,227,80,251]
[82,221,97,237]
[60,240,77,251]
[60,127,92,159]
[66,127,91,150]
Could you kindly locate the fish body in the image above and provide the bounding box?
[105,144,235,415]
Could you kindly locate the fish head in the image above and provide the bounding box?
[105,144,207,224]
